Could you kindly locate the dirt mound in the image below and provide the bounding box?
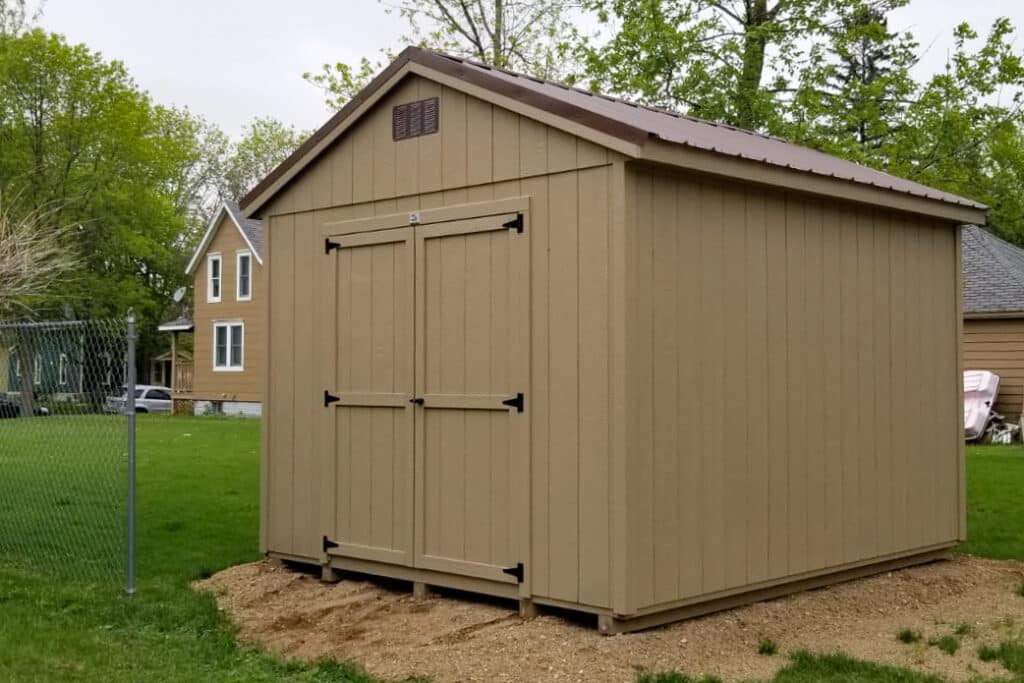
[195,555,1024,682]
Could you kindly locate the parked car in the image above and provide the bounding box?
[0,394,50,418]
[103,386,172,414]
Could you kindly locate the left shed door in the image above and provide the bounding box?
[326,227,415,566]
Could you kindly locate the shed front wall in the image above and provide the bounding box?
[623,165,963,616]
[192,215,264,402]
[260,74,622,610]
[964,317,1024,419]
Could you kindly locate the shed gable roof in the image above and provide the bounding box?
[962,225,1024,316]
[241,47,986,222]
[185,201,263,276]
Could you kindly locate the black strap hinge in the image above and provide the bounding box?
[325,238,340,254]
[323,390,340,407]
[502,213,524,233]
[322,535,339,553]
[502,562,524,583]
[501,392,524,413]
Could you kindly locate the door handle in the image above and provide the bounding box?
[409,397,424,405]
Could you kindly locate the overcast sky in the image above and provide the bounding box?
[39,0,1024,139]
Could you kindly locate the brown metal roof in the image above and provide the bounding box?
[241,46,986,214]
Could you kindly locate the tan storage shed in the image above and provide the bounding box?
[242,47,987,632]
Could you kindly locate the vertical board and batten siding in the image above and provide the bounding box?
[192,215,264,402]
[963,318,1024,418]
[623,165,962,615]
[260,73,620,609]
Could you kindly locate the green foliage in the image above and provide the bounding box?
[218,117,306,202]
[978,644,999,662]
[303,0,580,109]
[954,623,975,637]
[0,28,195,370]
[759,638,780,655]
[773,651,947,682]
[896,628,922,644]
[928,635,960,656]
[577,0,891,130]
[580,3,1024,238]
[636,672,722,683]
[977,641,1024,673]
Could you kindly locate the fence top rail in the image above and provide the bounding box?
[0,319,123,331]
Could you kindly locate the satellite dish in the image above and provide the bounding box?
[172,286,187,304]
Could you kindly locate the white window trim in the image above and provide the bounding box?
[236,250,253,302]
[207,253,222,303]
[33,354,40,385]
[59,353,68,386]
[213,320,244,372]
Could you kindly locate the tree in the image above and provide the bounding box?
[217,117,304,203]
[0,29,202,375]
[304,0,580,109]
[576,0,894,129]
[0,0,43,36]
[788,16,1024,236]
[787,2,919,163]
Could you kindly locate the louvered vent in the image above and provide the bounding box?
[393,97,439,140]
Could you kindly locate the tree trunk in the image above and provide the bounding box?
[735,0,770,129]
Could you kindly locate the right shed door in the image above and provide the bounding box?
[413,214,530,587]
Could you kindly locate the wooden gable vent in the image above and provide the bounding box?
[392,97,439,141]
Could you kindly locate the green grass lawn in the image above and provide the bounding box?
[1,418,1022,682]
[0,415,376,682]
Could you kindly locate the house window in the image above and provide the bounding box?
[236,251,252,301]
[59,353,68,386]
[213,321,244,371]
[33,354,40,385]
[207,253,222,302]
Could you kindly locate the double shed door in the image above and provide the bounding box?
[324,208,529,589]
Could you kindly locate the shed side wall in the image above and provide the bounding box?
[624,165,962,614]
[192,215,264,402]
[963,317,1024,419]
[261,76,620,610]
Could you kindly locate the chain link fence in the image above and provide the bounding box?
[0,318,134,588]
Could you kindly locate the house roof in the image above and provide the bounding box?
[962,225,1024,316]
[185,201,264,276]
[241,46,986,223]
[157,317,194,333]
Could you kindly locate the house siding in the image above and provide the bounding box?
[964,317,1024,419]
[191,214,264,402]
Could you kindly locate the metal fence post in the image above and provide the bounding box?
[126,311,136,598]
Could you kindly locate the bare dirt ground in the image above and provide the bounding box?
[195,555,1024,682]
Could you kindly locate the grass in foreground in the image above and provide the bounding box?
[959,445,1024,559]
[2,426,1024,682]
[0,415,382,683]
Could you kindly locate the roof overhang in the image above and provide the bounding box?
[185,202,264,276]
[240,47,988,226]
[157,321,194,332]
[641,141,989,225]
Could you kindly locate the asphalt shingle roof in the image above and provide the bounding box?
[962,225,1024,315]
[225,200,263,258]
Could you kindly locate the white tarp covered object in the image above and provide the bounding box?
[964,370,1000,441]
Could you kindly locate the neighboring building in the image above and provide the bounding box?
[4,324,123,402]
[962,225,1024,419]
[243,47,983,633]
[160,201,263,416]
